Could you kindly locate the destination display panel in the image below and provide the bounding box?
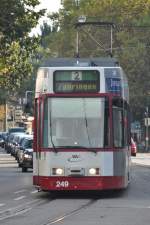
[54,70,100,93]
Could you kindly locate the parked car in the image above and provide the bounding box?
[1,132,8,148]
[11,133,28,157]
[5,127,25,153]
[0,133,5,148]
[5,132,23,154]
[16,135,32,162]
[131,138,137,157]
[8,127,25,134]
[18,136,33,172]
[5,133,16,153]
[21,148,33,172]
[15,134,30,161]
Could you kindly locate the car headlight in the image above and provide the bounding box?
[89,168,99,175]
[24,154,32,159]
[52,168,64,175]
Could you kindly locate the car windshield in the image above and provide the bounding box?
[42,97,109,148]
[24,139,33,148]
[9,128,25,133]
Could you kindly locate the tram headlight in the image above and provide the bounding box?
[52,168,64,175]
[89,168,99,175]
[56,168,63,175]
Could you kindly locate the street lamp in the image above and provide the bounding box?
[25,91,33,104]
[23,91,33,115]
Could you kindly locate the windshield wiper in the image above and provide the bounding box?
[49,103,57,153]
[83,99,91,146]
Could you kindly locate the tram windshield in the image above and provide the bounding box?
[43,97,109,148]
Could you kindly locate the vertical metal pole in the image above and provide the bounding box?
[5,100,7,131]
[13,107,15,128]
[110,25,113,56]
[145,107,149,151]
[76,29,79,58]
[75,0,80,59]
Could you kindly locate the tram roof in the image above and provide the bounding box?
[40,57,119,67]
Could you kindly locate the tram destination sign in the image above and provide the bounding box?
[54,70,99,93]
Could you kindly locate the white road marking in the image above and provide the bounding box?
[0,203,5,207]
[0,199,40,213]
[30,190,38,194]
[14,189,27,194]
[14,196,26,201]
[0,199,44,221]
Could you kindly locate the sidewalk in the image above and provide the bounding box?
[131,153,150,168]
[0,147,18,167]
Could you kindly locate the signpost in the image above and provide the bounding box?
[15,107,23,123]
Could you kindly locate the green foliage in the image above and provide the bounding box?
[0,0,44,41]
[38,0,150,121]
[1,0,149,121]
[0,0,45,93]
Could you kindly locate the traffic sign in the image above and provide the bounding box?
[15,109,23,122]
[144,118,150,126]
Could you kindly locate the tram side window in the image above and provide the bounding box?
[113,99,124,148]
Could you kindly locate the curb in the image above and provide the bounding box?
[132,162,150,168]
[0,164,18,168]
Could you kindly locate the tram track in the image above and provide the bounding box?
[0,191,98,224]
[42,198,98,225]
[0,196,56,221]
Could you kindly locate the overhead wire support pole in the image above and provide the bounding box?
[76,28,79,58]
[5,100,7,131]
[145,107,149,152]
[110,25,113,57]
[75,0,80,59]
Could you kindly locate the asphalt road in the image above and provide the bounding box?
[0,164,150,225]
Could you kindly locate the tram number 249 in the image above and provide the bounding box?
[56,181,69,188]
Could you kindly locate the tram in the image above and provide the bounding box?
[33,58,131,191]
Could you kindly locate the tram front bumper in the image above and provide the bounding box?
[33,176,126,191]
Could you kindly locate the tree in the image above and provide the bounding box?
[39,0,150,122]
[0,0,45,91]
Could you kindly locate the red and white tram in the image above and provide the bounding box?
[33,58,131,191]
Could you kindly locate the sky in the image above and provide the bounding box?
[30,0,61,36]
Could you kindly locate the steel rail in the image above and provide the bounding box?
[42,199,98,225]
[0,197,56,221]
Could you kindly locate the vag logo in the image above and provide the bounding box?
[68,154,82,162]
[72,155,80,158]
